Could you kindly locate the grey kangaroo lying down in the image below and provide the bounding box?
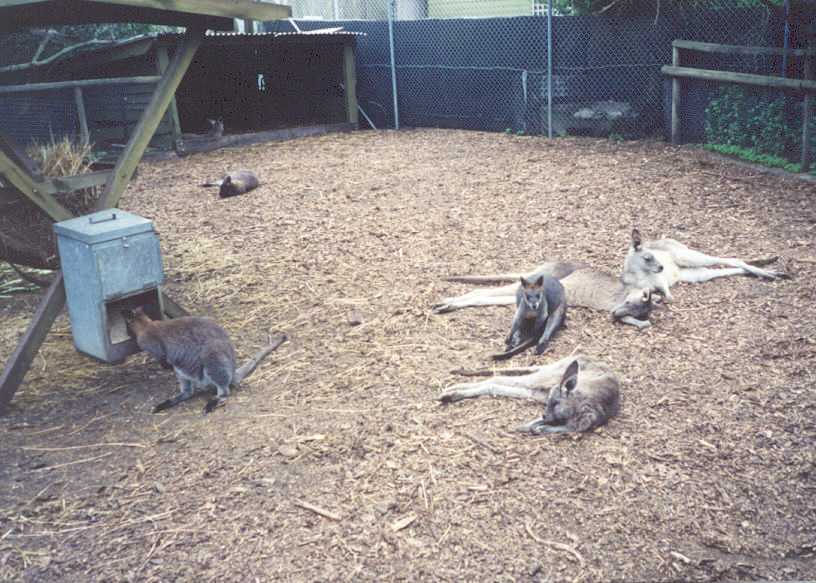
[439,355,619,434]
[623,229,787,303]
[125,307,286,414]
[432,261,654,329]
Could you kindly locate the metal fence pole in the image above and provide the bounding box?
[387,0,400,129]
[546,0,553,139]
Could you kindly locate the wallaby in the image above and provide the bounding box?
[623,228,787,303]
[432,261,653,329]
[206,118,224,138]
[439,355,620,434]
[494,274,566,360]
[201,170,260,199]
[124,307,286,414]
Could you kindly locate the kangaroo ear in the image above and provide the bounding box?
[534,275,544,287]
[223,176,232,184]
[631,228,642,251]
[519,276,528,287]
[560,360,580,394]
[641,289,651,303]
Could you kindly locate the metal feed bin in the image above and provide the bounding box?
[54,210,165,363]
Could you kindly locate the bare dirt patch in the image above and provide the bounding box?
[1,129,815,582]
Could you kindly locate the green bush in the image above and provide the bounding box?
[704,85,815,174]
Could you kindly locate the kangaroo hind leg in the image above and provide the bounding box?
[154,378,195,413]
[671,246,784,280]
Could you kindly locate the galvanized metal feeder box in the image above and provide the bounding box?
[54,210,165,363]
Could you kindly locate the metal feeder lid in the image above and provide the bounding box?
[54,210,156,245]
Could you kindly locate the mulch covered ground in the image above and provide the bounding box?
[1,129,815,582]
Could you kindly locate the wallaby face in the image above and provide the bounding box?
[519,275,548,316]
[611,288,653,321]
[207,118,224,137]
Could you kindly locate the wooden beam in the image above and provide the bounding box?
[803,52,814,173]
[96,27,204,211]
[673,39,816,59]
[0,151,72,221]
[671,44,680,146]
[74,87,90,145]
[662,65,816,94]
[83,0,292,21]
[0,273,65,415]
[343,44,359,126]
[52,170,111,191]
[155,45,183,151]
[0,76,161,94]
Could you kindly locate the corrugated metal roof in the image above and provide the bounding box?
[203,30,366,38]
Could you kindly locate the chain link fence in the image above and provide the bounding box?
[268,0,797,143]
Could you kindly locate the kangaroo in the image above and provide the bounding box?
[201,170,260,199]
[494,274,566,360]
[439,355,620,434]
[623,228,786,303]
[206,118,224,138]
[124,307,286,414]
[432,261,654,330]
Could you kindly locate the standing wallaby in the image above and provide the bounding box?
[124,307,286,414]
[494,274,566,360]
[201,170,260,199]
[439,355,620,435]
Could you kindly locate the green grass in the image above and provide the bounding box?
[703,143,816,175]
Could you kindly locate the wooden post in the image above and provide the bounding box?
[671,44,681,145]
[0,150,72,221]
[802,50,813,173]
[73,86,90,145]
[343,43,359,126]
[96,27,204,211]
[156,45,184,151]
[0,273,65,414]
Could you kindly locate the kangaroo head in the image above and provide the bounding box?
[612,287,653,321]
[544,360,580,423]
[519,275,547,313]
[623,228,664,287]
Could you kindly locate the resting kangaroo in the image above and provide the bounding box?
[124,307,286,414]
[623,228,786,303]
[432,261,654,329]
[202,170,260,199]
[439,355,619,434]
[495,274,566,360]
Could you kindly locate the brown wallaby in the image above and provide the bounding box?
[433,261,653,329]
[202,170,260,199]
[206,118,224,138]
[493,274,567,361]
[124,307,286,414]
[439,355,620,434]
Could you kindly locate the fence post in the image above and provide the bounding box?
[802,49,813,173]
[387,0,400,130]
[671,43,681,145]
[73,86,90,145]
[546,0,553,139]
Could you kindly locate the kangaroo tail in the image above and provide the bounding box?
[233,332,287,385]
[450,366,541,377]
[490,337,537,361]
[444,273,526,284]
[201,180,223,188]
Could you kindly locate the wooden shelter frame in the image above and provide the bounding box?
[0,0,291,413]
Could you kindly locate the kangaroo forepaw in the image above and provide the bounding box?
[153,399,177,413]
[534,343,549,356]
[438,391,462,404]
[204,397,226,414]
[431,303,453,314]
